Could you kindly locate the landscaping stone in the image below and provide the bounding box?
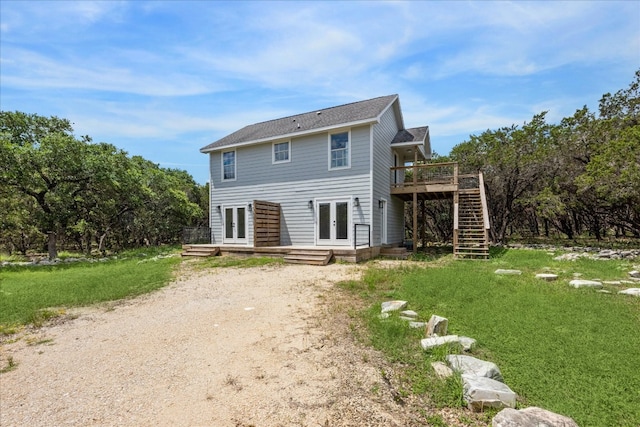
[447,355,504,382]
[619,288,640,297]
[409,321,426,329]
[603,280,622,285]
[431,361,453,379]
[420,335,459,350]
[400,310,418,318]
[462,374,516,412]
[459,336,477,352]
[569,279,603,289]
[492,407,579,427]
[378,312,391,319]
[380,300,407,313]
[535,273,558,281]
[495,269,522,275]
[629,270,640,278]
[597,290,612,294]
[426,314,448,336]
[399,316,416,321]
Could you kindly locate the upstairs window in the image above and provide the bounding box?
[222,150,236,181]
[273,141,290,163]
[329,131,350,169]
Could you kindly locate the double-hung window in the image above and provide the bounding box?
[273,141,290,163]
[222,150,236,181]
[329,131,350,169]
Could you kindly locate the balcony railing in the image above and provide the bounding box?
[390,162,480,194]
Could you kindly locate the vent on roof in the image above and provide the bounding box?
[316,111,321,115]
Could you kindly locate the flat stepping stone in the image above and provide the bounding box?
[462,374,516,411]
[447,355,503,382]
[536,273,558,281]
[619,288,640,297]
[381,300,407,313]
[493,407,579,427]
[421,335,459,350]
[603,281,622,285]
[495,269,522,275]
[569,279,603,289]
[409,321,426,329]
[629,270,640,278]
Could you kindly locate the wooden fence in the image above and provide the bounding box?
[253,200,281,247]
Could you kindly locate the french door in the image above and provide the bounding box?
[316,200,350,246]
[223,206,247,244]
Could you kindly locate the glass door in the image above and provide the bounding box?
[223,206,247,244]
[316,200,350,246]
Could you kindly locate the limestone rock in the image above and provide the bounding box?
[447,355,504,382]
[462,374,516,412]
[459,336,477,352]
[381,300,407,313]
[629,270,640,278]
[495,269,522,275]
[409,321,426,329]
[400,310,418,318]
[431,361,453,379]
[426,314,448,336]
[421,335,459,350]
[535,273,558,281]
[569,279,603,289]
[618,288,640,297]
[378,312,391,319]
[492,406,579,427]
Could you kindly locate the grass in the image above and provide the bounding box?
[0,249,181,332]
[190,255,284,270]
[340,248,640,426]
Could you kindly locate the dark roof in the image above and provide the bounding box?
[201,94,398,152]
[391,127,428,144]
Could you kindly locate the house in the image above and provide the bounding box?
[197,95,489,262]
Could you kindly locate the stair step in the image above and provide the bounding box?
[284,250,333,266]
[181,247,220,257]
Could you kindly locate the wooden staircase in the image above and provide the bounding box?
[283,249,333,266]
[181,245,220,257]
[454,190,489,259]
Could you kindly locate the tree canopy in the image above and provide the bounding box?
[0,112,208,258]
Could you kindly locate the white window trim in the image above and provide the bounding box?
[221,150,237,182]
[272,140,291,164]
[328,130,351,171]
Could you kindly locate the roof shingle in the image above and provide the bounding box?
[200,94,398,152]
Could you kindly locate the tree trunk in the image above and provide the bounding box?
[47,231,57,260]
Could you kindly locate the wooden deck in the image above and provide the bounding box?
[182,244,381,263]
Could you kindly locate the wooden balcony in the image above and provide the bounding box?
[390,162,480,200]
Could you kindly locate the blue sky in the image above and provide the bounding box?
[1,1,638,184]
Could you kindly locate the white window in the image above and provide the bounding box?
[273,141,290,163]
[222,150,236,181]
[329,131,350,169]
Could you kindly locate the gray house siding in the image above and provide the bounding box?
[209,124,374,247]
[211,125,371,189]
[210,175,370,246]
[371,105,404,246]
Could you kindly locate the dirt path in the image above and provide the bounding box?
[0,262,441,426]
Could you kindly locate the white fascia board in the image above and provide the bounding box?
[200,117,379,153]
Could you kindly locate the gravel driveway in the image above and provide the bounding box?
[0,262,447,426]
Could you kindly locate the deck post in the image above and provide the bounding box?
[412,147,418,254]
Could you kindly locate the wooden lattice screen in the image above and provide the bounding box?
[253,200,281,247]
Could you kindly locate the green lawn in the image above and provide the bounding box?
[0,253,181,331]
[341,249,640,426]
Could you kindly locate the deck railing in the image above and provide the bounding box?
[353,223,371,249]
[390,162,483,193]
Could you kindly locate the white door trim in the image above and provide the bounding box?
[315,198,351,246]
